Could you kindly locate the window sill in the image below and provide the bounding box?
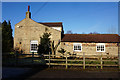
[73,50,82,52]
[96,51,105,52]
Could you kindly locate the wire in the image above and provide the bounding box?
[32,2,48,17]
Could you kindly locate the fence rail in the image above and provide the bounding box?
[2,52,120,69]
[44,52,119,69]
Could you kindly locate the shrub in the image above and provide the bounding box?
[58,48,66,55]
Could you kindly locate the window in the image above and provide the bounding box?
[96,43,105,52]
[30,40,38,52]
[73,43,82,52]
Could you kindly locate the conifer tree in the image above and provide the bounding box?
[38,32,51,54]
[2,20,13,52]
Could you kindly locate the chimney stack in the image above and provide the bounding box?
[28,5,30,11]
[26,5,31,18]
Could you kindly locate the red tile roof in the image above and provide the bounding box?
[39,22,63,27]
[61,34,120,43]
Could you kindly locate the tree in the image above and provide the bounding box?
[51,40,60,56]
[58,48,66,55]
[38,32,51,54]
[66,30,73,34]
[66,30,78,34]
[7,21,13,50]
[2,20,13,52]
[89,32,100,34]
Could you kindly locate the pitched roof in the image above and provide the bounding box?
[61,34,120,43]
[38,22,63,27]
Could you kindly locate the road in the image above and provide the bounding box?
[2,67,120,80]
[26,69,120,80]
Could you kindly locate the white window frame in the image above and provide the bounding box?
[73,43,82,52]
[96,43,105,52]
[30,40,38,53]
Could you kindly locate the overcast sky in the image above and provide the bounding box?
[2,2,118,36]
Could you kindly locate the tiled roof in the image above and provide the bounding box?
[61,34,120,43]
[38,22,63,27]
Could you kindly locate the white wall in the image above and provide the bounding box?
[52,27,61,31]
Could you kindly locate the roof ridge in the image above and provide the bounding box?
[64,34,118,35]
[62,34,119,42]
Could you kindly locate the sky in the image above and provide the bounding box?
[2,2,118,37]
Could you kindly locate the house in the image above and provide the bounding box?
[14,6,120,58]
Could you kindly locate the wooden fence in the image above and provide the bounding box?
[44,52,119,69]
[3,52,120,69]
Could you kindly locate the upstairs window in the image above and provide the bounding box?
[73,43,82,52]
[96,43,105,52]
[30,40,38,53]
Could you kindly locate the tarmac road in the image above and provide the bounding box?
[26,69,120,80]
[2,67,120,80]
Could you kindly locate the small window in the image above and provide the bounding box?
[96,43,105,52]
[30,40,38,53]
[73,43,82,52]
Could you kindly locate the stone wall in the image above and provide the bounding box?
[56,42,118,58]
[14,18,61,54]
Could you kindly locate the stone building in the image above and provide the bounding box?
[14,6,120,58]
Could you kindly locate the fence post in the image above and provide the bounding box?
[100,52,103,69]
[49,52,50,67]
[118,43,120,69]
[66,53,68,69]
[15,52,18,66]
[83,52,85,69]
[32,52,34,64]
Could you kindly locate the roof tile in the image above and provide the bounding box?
[61,34,120,43]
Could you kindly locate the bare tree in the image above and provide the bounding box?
[66,30,73,34]
[89,31,100,34]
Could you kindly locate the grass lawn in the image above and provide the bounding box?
[3,57,46,66]
[2,55,119,69]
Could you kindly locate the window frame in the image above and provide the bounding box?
[73,43,82,52]
[96,43,105,52]
[30,40,38,53]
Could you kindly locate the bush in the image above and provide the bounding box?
[58,48,66,55]
[10,52,14,55]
